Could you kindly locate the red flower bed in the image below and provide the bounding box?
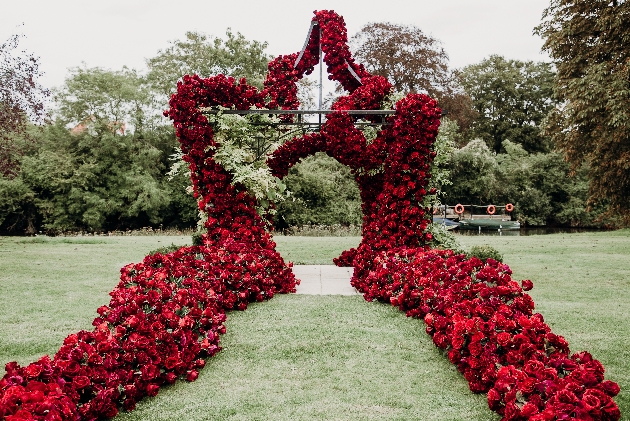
[0,242,297,420]
[354,247,620,420]
[0,9,620,421]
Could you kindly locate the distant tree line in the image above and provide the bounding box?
[0,30,265,234]
[1,2,628,234]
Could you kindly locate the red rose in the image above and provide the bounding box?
[23,363,42,379]
[141,364,160,381]
[186,370,199,382]
[73,375,91,389]
[164,356,179,370]
[146,383,160,397]
[521,279,534,291]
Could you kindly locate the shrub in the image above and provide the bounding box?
[148,243,185,255]
[466,245,503,263]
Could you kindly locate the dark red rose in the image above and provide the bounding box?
[186,370,199,382]
[73,376,90,389]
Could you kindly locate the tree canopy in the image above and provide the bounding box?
[55,66,156,133]
[536,0,630,221]
[146,30,270,97]
[459,55,556,154]
[0,33,49,177]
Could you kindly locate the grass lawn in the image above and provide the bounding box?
[0,231,628,420]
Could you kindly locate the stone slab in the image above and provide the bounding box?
[292,265,358,295]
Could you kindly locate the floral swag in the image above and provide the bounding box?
[0,10,620,421]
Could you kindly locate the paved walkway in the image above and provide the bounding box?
[292,265,358,295]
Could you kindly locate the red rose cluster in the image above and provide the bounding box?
[0,249,224,420]
[353,247,620,420]
[265,10,370,113]
[266,11,441,272]
[0,9,620,421]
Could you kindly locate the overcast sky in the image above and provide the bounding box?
[1,0,552,91]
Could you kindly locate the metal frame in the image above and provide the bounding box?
[200,108,396,129]
[200,22,399,129]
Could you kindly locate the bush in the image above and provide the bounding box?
[466,245,503,263]
[148,243,186,256]
[0,176,38,235]
[274,153,362,229]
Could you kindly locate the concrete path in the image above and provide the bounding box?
[292,265,358,295]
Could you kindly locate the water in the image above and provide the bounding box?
[454,227,609,237]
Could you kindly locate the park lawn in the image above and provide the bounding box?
[0,231,628,420]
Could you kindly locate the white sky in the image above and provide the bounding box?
[1,0,551,91]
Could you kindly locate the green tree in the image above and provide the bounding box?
[55,66,159,135]
[459,55,556,154]
[443,138,499,206]
[146,30,270,97]
[0,33,49,177]
[443,138,603,227]
[535,0,630,222]
[19,121,171,232]
[274,153,362,229]
[0,176,37,234]
[0,65,201,234]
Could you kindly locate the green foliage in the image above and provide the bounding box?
[274,153,362,229]
[443,138,606,227]
[146,30,270,97]
[426,223,463,253]
[536,0,630,223]
[0,176,37,234]
[162,168,199,228]
[429,117,459,204]
[148,242,185,256]
[191,231,203,246]
[443,138,498,205]
[205,110,286,216]
[466,245,503,263]
[55,66,159,134]
[460,55,556,154]
[14,121,177,232]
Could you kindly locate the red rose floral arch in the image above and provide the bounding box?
[0,10,620,421]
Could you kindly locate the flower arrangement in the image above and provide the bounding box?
[355,248,620,420]
[0,10,620,421]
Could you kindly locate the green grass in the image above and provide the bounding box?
[0,235,190,365]
[455,230,630,420]
[0,231,628,420]
[273,235,360,264]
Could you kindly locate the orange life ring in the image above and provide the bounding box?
[487,205,496,215]
[454,204,465,214]
[505,203,514,212]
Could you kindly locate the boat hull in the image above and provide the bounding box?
[458,219,520,231]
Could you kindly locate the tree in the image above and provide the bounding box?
[442,138,499,206]
[274,153,362,229]
[19,120,173,232]
[146,30,270,97]
[55,66,158,134]
[351,22,476,132]
[535,0,630,221]
[443,137,606,227]
[459,55,557,154]
[0,65,201,234]
[0,33,49,177]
